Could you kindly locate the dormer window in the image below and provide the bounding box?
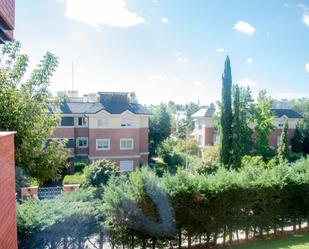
[121,117,133,127]
[77,117,88,127]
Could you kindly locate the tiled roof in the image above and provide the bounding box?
[48,102,151,115]
[271,109,303,119]
[192,105,216,118]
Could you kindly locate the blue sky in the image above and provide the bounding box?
[15,0,309,105]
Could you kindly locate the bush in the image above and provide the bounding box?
[73,156,88,173]
[103,158,309,247]
[63,173,85,185]
[84,160,120,188]
[194,146,220,174]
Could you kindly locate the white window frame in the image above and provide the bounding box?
[77,117,88,127]
[120,138,134,150]
[76,137,88,148]
[97,117,109,128]
[121,117,133,127]
[96,139,110,150]
[120,160,134,172]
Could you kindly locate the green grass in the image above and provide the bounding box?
[63,173,85,185]
[227,233,309,249]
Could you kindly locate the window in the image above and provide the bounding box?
[96,139,110,150]
[97,117,109,128]
[121,117,133,127]
[77,117,88,127]
[120,160,134,172]
[76,137,88,148]
[120,138,134,150]
[59,117,74,126]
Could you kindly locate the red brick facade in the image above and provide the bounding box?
[268,128,295,148]
[0,0,15,42]
[0,132,17,249]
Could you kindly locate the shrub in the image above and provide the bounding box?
[84,160,120,188]
[194,146,220,174]
[63,173,85,185]
[73,156,88,173]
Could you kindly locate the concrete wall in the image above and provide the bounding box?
[0,132,17,249]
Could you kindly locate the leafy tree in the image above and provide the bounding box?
[220,56,233,166]
[291,98,309,116]
[0,41,68,184]
[230,84,241,168]
[184,102,200,132]
[291,124,303,153]
[251,90,275,160]
[149,104,172,156]
[84,160,120,188]
[238,87,254,155]
[277,120,290,160]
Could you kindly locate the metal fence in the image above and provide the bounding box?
[38,187,63,200]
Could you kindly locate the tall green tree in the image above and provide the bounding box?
[239,87,254,155]
[291,124,303,153]
[0,41,68,184]
[251,90,275,160]
[230,84,241,168]
[149,104,172,156]
[277,120,290,160]
[220,56,233,166]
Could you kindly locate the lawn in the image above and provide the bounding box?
[227,233,309,249]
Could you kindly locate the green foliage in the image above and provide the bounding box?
[175,138,199,155]
[103,158,309,247]
[291,124,303,153]
[230,84,241,168]
[17,189,103,248]
[149,104,172,156]
[251,90,275,160]
[241,155,266,168]
[73,156,88,173]
[156,139,185,173]
[149,161,169,177]
[277,120,290,160]
[0,41,68,184]
[84,160,120,188]
[63,173,85,185]
[220,56,233,166]
[194,145,220,174]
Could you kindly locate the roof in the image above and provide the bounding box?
[271,109,303,119]
[48,102,151,115]
[192,105,216,118]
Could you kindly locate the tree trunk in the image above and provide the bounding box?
[178,228,182,249]
[99,232,104,249]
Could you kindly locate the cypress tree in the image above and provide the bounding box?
[277,120,290,160]
[220,56,233,166]
[230,85,241,168]
[291,124,303,153]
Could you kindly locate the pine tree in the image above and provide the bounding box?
[291,124,303,153]
[277,120,290,160]
[220,56,233,166]
[230,85,241,168]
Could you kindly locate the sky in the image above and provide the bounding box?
[15,0,309,105]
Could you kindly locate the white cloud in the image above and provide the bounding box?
[161,17,170,24]
[216,48,225,53]
[234,21,256,35]
[175,52,189,63]
[237,77,258,87]
[303,14,309,26]
[247,58,253,64]
[305,62,309,72]
[193,80,204,87]
[64,0,145,29]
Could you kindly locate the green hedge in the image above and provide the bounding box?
[63,173,85,185]
[103,158,309,247]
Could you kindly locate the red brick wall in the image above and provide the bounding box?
[204,127,214,146]
[0,132,17,249]
[268,129,295,148]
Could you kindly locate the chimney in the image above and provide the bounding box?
[99,92,129,103]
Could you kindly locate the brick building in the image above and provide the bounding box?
[0,0,14,43]
[48,91,151,172]
[0,132,17,249]
[191,105,303,148]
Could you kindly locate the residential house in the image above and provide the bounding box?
[0,0,14,43]
[48,92,151,172]
[191,104,303,148]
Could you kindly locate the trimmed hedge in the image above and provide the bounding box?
[103,158,309,248]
